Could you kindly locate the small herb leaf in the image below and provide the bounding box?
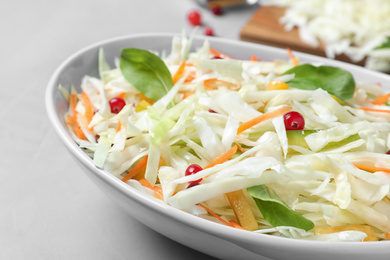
[247,185,314,231]
[283,64,355,100]
[375,37,390,50]
[120,48,174,101]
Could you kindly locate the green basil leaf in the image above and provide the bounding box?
[120,48,174,101]
[247,185,314,231]
[283,64,355,100]
[375,37,390,50]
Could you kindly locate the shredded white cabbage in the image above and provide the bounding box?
[63,34,390,242]
[259,0,390,72]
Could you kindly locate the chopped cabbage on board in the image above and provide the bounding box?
[260,0,390,72]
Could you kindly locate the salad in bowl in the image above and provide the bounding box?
[46,32,390,260]
[59,32,390,242]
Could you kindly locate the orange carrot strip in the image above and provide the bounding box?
[353,164,390,174]
[209,47,232,59]
[237,106,292,134]
[172,60,187,84]
[70,93,77,111]
[66,93,86,140]
[116,121,122,133]
[229,220,245,230]
[204,144,238,170]
[198,203,234,227]
[287,48,299,66]
[250,55,258,61]
[153,191,164,201]
[203,78,239,91]
[386,232,390,239]
[235,143,247,154]
[138,178,163,194]
[358,107,390,113]
[138,178,164,201]
[151,185,163,193]
[80,92,94,128]
[122,156,149,183]
[66,114,86,140]
[138,178,153,189]
[184,73,195,82]
[371,93,390,105]
[117,92,126,99]
[203,78,216,90]
[182,92,195,99]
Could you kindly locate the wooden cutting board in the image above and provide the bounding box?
[240,6,365,66]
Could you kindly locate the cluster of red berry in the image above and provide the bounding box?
[187,5,223,36]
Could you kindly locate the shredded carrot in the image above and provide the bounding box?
[386,232,390,239]
[204,144,238,170]
[229,220,245,230]
[203,78,239,91]
[353,164,390,174]
[250,55,258,61]
[138,178,164,201]
[66,115,86,140]
[203,78,215,90]
[358,107,390,113]
[184,73,196,82]
[198,203,234,227]
[117,92,126,99]
[70,93,77,111]
[371,93,390,105]
[209,47,232,59]
[234,143,250,156]
[153,191,164,201]
[122,156,149,183]
[182,92,195,99]
[116,121,122,133]
[237,106,292,134]
[172,60,187,84]
[80,92,94,128]
[138,178,154,189]
[287,48,299,66]
[66,93,86,140]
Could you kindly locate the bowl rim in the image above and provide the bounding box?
[45,32,390,257]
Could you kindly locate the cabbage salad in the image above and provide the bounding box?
[62,34,390,242]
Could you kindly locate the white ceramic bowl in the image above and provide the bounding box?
[45,33,390,260]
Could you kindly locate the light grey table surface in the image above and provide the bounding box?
[0,1,258,259]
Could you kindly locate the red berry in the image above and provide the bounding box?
[185,164,203,184]
[211,5,223,15]
[185,164,203,176]
[204,27,214,36]
[187,182,200,189]
[109,97,126,114]
[283,111,305,130]
[187,10,202,26]
[387,150,390,155]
